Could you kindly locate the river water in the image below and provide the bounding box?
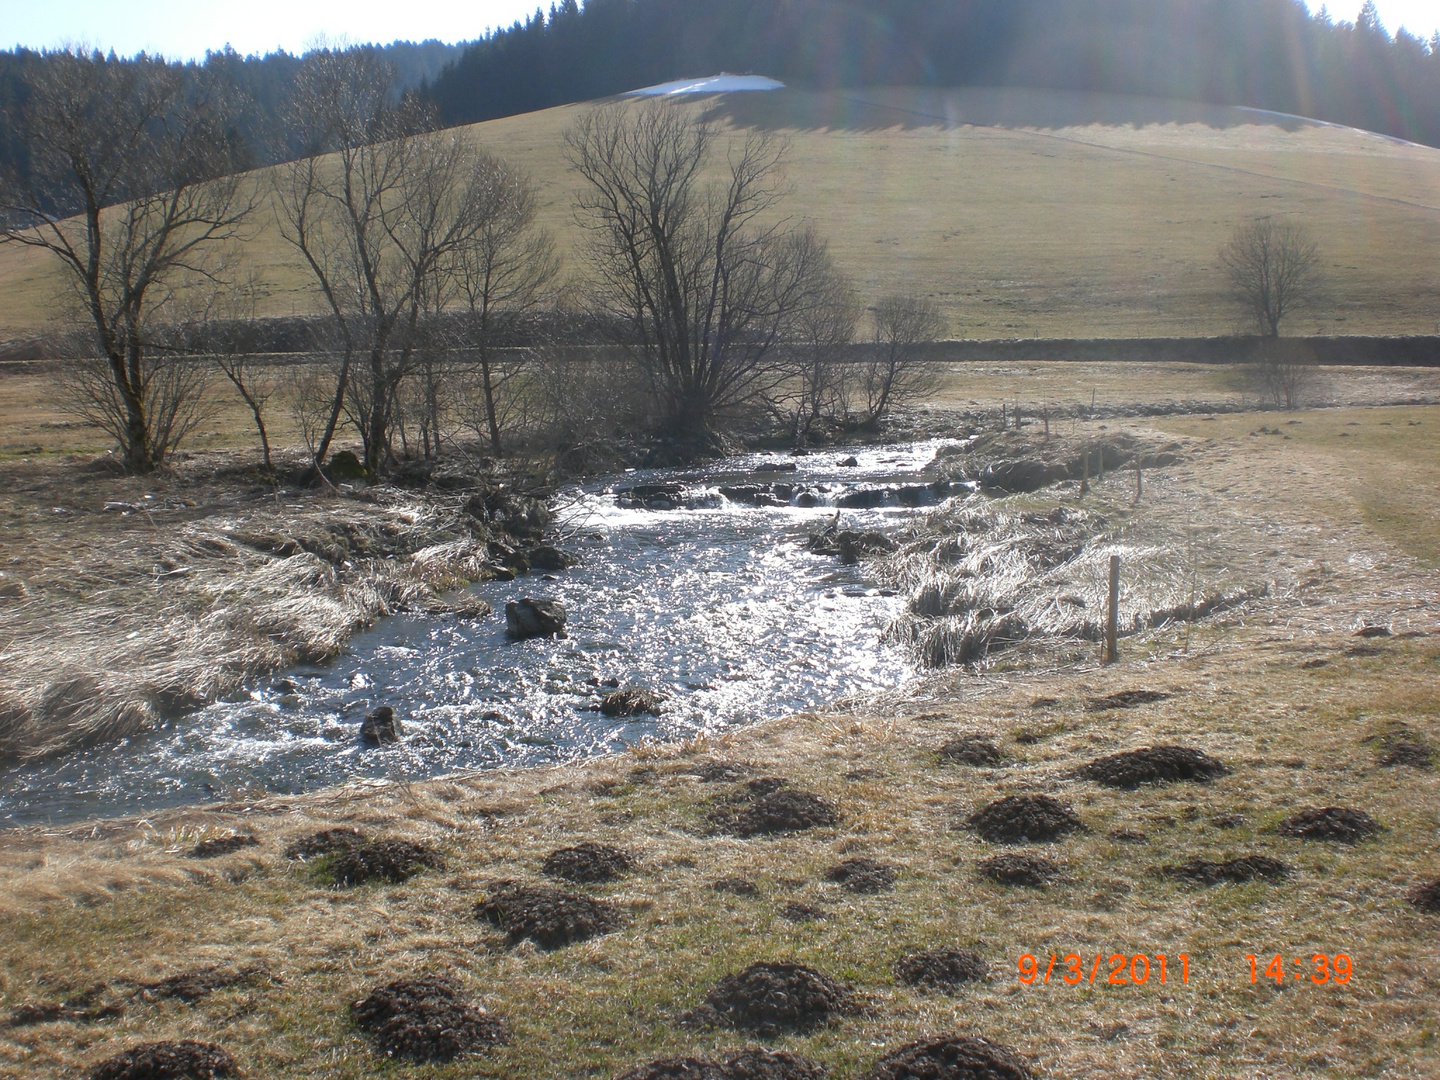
[0,441,962,827]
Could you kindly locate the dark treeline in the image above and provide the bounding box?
[429,0,1440,148]
[0,39,467,196]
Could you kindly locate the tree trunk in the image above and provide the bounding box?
[480,350,503,456]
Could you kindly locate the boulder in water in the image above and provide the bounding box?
[506,598,568,640]
[360,705,402,745]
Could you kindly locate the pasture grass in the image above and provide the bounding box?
[1,386,1439,1077]
[3,85,1440,339]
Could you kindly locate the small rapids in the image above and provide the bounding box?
[1,441,964,826]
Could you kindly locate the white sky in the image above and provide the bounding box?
[1,0,1436,62]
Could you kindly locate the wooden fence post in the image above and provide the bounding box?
[1104,554,1120,664]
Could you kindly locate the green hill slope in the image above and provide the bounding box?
[3,85,1438,340]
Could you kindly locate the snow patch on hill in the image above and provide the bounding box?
[624,74,785,97]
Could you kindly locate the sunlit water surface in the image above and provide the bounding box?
[1,441,963,826]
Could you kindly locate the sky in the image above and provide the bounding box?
[0,0,1436,61]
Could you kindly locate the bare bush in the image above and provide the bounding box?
[844,294,946,427]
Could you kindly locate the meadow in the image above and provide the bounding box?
[2,85,1440,341]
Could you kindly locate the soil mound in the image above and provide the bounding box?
[780,902,825,922]
[690,761,759,783]
[9,985,122,1026]
[1161,856,1291,884]
[1085,689,1171,711]
[703,961,853,1034]
[188,835,259,859]
[136,966,262,1003]
[711,877,760,896]
[712,781,840,837]
[1108,829,1148,843]
[477,881,624,949]
[894,948,987,990]
[616,1051,828,1080]
[977,853,1059,887]
[1379,742,1435,768]
[1407,879,1440,913]
[541,842,636,884]
[88,1040,238,1080]
[616,1058,724,1080]
[965,795,1084,843]
[824,857,897,893]
[330,839,445,885]
[862,1035,1034,1080]
[351,976,507,1062]
[1075,745,1229,788]
[1277,807,1381,843]
[722,1048,831,1080]
[937,735,1005,767]
[284,827,365,861]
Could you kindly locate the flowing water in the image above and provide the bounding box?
[0,440,965,827]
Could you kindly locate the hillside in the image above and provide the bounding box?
[2,84,1439,340]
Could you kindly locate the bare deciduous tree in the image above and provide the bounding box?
[845,293,946,427]
[0,51,256,473]
[276,50,547,478]
[565,99,832,445]
[786,239,860,439]
[444,157,559,457]
[1219,215,1321,338]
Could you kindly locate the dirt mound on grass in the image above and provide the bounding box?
[188,835,259,859]
[977,853,1060,887]
[8,985,122,1026]
[284,827,365,860]
[1085,690,1171,711]
[1277,807,1381,843]
[135,966,265,1003]
[721,1048,830,1080]
[351,976,507,1062]
[329,839,445,885]
[1407,879,1440,913]
[1161,856,1291,884]
[937,735,1005,767]
[690,761,760,782]
[88,1040,238,1080]
[862,1035,1035,1080]
[965,795,1084,843]
[780,901,825,922]
[711,877,760,896]
[703,961,854,1035]
[711,780,841,837]
[617,1050,828,1080]
[617,1058,724,1080]
[824,857,897,893]
[894,948,987,990]
[477,881,625,949]
[1075,745,1230,788]
[541,842,636,883]
[1379,742,1435,768]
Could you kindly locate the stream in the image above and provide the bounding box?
[0,440,964,827]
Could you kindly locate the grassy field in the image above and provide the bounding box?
[0,363,1438,1076]
[3,85,1440,341]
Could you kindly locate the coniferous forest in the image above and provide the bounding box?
[429,0,1440,147]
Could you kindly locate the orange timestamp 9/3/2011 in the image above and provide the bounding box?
[1018,953,1187,986]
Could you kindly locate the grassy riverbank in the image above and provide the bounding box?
[0,362,1437,1077]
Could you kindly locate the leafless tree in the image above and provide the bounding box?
[1219,215,1322,338]
[845,294,946,427]
[785,236,860,438]
[205,279,281,471]
[565,99,832,444]
[0,51,256,473]
[276,50,544,477]
[441,155,559,456]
